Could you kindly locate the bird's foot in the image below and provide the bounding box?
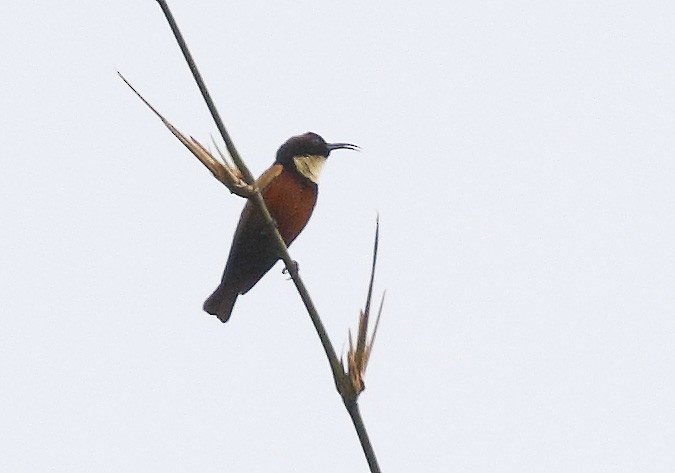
[282,260,299,279]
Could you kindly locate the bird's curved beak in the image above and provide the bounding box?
[327,142,360,152]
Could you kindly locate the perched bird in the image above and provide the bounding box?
[204,132,358,322]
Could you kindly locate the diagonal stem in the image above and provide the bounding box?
[153,2,380,471]
[154,0,344,387]
[345,401,380,473]
[154,0,254,185]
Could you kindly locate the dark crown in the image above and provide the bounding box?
[275,132,359,166]
[276,132,330,165]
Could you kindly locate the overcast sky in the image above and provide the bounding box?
[2,1,674,472]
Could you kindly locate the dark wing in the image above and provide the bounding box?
[220,164,285,295]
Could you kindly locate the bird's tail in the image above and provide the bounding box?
[203,284,239,323]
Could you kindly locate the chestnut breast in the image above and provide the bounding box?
[262,167,318,245]
[220,165,318,295]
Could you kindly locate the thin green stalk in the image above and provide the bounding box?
[153,0,344,391]
[346,401,381,473]
[152,2,380,471]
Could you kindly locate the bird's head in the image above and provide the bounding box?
[276,132,359,184]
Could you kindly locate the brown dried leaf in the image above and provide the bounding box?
[117,72,253,197]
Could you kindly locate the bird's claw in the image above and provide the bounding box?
[282,260,300,279]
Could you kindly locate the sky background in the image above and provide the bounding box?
[2,1,674,471]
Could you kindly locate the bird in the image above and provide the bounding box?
[203,132,359,322]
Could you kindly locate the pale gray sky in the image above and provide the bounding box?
[2,1,674,471]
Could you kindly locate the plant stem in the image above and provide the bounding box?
[153,0,345,392]
[154,0,253,184]
[153,2,380,471]
[346,401,381,473]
